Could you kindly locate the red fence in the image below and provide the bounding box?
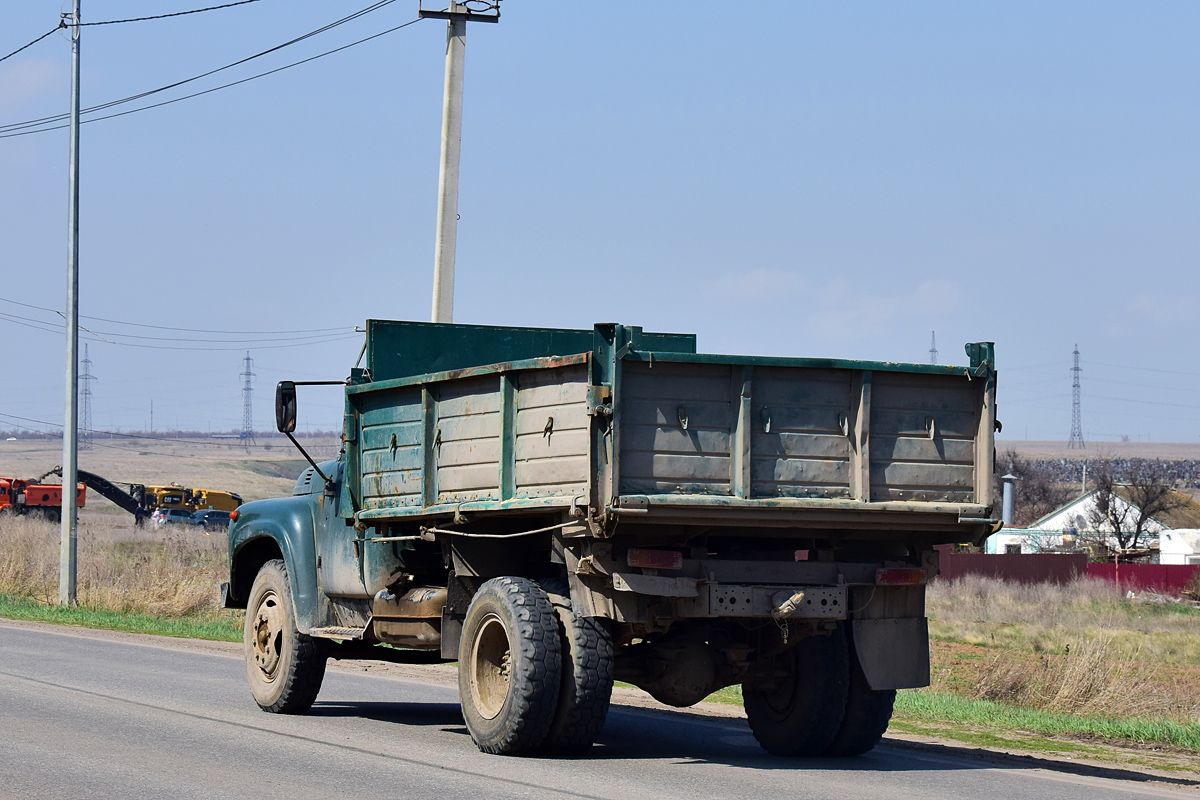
[1085,563,1200,595]
[936,548,1087,584]
[934,546,1200,594]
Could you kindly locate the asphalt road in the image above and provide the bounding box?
[0,623,1190,800]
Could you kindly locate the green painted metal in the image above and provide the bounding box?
[226,494,321,629]
[499,373,516,501]
[365,319,696,382]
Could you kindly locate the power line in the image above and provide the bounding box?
[1,16,420,139]
[0,314,361,351]
[0,308,354,344]
[0,296,348,334]
[1084,360,1200,379]
[0,24,64,64]
[0,0,399,136]
[0,410,320,448]
[80,0,267,27]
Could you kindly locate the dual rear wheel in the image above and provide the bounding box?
[457,576,614,756]
[743,624,896,758]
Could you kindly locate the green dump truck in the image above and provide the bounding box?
[223,320,999,757]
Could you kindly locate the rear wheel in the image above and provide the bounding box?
[459,577,562,755]
[243,559,327,713]
[743,626,849,757]
[823,635,895,757]
[538,578,614,755]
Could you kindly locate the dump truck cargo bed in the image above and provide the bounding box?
[341,321,997,542]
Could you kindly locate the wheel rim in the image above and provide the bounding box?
[251,589,285,682]
[470,613,512,720]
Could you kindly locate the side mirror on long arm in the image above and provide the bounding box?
[274,379,347,487]
[276,381,297,433]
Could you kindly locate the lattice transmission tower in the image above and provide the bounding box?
[79,344,95,451]
[928,331,938,365]
[1068,344,1084,449]
[240,352,256,445]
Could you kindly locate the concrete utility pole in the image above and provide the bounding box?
[422,1,499,323]
[60,0,81,606]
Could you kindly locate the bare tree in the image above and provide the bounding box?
[1088,459,1186,551]
[994,449,1075,527]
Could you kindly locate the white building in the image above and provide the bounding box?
[1158,529,1200,565]
[987,490,1171,555]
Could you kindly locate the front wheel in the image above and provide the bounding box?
[743,626,850,757]
[458,577,562,755]
[243,559,327,714]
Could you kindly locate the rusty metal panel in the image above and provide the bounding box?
[868,372,980,503]
[357,386,424,510]
[435,376,501,504]
[618,360,734,496]
[514,363,589,499]
[750,366,853,499]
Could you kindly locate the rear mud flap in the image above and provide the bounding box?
[851,617,930,690]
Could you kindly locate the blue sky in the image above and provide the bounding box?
[1,0,1198,442]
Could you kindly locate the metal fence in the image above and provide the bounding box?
[936,548,1087,584]
[1085,563,1200,594]
[935,546,1200,594]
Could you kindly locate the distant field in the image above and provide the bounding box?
[0,436,340,521]
[994,439,1200,460]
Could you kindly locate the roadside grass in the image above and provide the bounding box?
[0,593,241,642]
[893,690,1200,752]
[0,515,226,617]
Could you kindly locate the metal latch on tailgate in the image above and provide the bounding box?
[586,384,613,418]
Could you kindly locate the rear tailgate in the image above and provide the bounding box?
[611,347,996,533]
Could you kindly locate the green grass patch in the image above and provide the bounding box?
[895,690,1200,751]
[0,593,242,643]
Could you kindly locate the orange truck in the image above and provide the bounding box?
[0,477,86,523]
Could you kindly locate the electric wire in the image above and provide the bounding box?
[0,24,65,64]
[0,309,355,344]
[2,17,421,138]
[0,296,349,335]
[0,315,361,351]
[0,0,398,135]
[0,411,338,450]
[79,0,267,26]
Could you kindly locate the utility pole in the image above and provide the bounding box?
[421,1,499,323]
[60,0,82,606]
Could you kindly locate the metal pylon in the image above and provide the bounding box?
[241,351,256,446]
[79,344,95,450]
[1068,344,1084,449]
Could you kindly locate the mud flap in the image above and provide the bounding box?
[851,617,930,690]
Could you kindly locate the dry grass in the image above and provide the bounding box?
[962,637,1200,721]
[927,574,1200,665]
[0,515,227,617]
[928,575,1200,725]
[0,436,316,618]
